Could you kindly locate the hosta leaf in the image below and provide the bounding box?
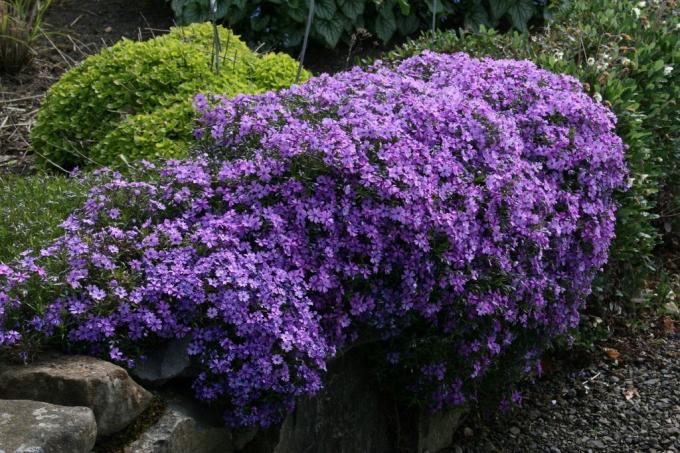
[251,14,270,31]
[489,0,512,20]
[396,12,419,36]
[284,29,305,47]
[175,0,210,24]
[464,1,490,30]
[315,16,344,47]
[375,7,396,43]
[395,0,410,16]
[287,4,308,22]
[507,0,535,32]
[338,0,364,20]
[315,0,337,20]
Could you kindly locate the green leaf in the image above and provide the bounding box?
[315,0,337,20]
[396,12,419,36]
[170,0,185,18]
[338,0,364,20]
[175,0,210,24]
[395,0,410,16]
[284,29,305,47]
[315,16,344,47]
[375,7,397,43]
[464,1,490,30]
[251,14,270,31]
[232,0,247,9]
[507,0,535,32]
[287,4,308,22]
[489,0,511,20]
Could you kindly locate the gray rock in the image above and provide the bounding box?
[125,392,232,453]
[0,353,152,436]
[0,399,97,453]
[131,337,193,384]
[418,406,467,453]
[274,351,392,453]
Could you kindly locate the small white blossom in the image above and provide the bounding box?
[637,1,646,7]
[621,57,632,66]
[587,57,596,66]
[664,65,674,76]
[593,92,603,103]
[554,50,564,60]
[633,7,641,18]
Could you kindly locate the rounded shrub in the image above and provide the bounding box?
[384,0,680,311]
[1,53,625,426]
[30,23,308,169]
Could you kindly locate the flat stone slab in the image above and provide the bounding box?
[0,354,152,436]
[0,399,97,453]
[125,392,232,453]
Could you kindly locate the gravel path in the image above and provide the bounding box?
[451,322,680,452]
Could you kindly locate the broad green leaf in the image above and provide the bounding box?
[315,0,337,20]
[375,7,396,43]
[507,0,535,32]
[177,0,210,24]
[395,0,410,16]
[251,14,270,31]
[489,0,511,20]
[396,12,419,36]
[464,1,491,30]
[315,16,344,47]
[338,0,364,20]
[284,29,305,47]
[287,4,308,22]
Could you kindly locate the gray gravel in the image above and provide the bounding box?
[451,329,680,452]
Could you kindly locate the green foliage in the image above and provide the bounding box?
[31,23,308,170]
[384,0,680,310]
[169,0,551,49]
[0,173,87,263]
[0,0,51,73]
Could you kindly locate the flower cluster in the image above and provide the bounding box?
[0,52,626,425]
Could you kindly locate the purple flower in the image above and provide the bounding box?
[0,52,626,427]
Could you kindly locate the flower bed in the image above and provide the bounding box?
[0,52,626,426]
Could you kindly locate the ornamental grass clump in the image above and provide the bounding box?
[0,52,626,426]
[0,0,50,73]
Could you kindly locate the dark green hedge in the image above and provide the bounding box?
[170,0,552,49]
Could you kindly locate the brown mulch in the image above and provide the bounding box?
[0,0,174,173]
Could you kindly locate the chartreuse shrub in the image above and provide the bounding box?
[170,0,552,49]
[2,53,624,424]
[30,23,308,170]
[385,0,680,310]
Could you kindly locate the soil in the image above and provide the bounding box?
[0,0,388,174]
[0,0,175,173]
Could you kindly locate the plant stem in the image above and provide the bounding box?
[296,0,314,84]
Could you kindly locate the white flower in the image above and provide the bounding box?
[633,7,641,18]
[554,50,564,60]
[587,57,596,66]
[637,1,646,7]
[621,57,632,66]
[664,65,674,76]
[593,92,603,103]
